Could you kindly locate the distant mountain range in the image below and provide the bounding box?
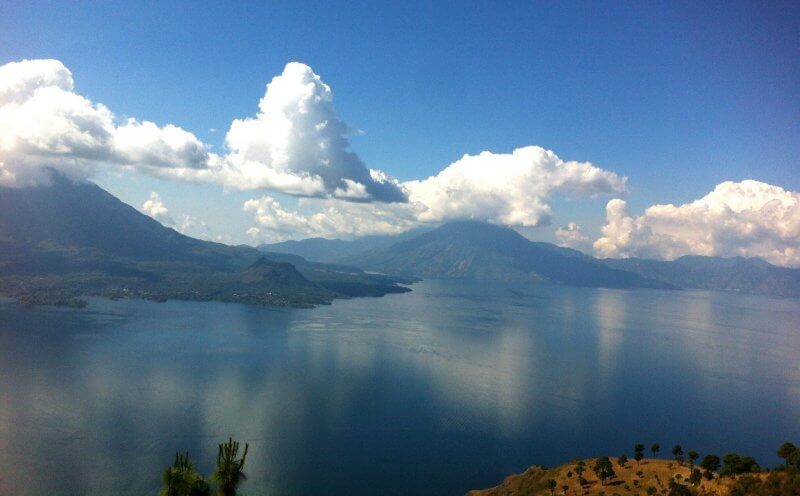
[2,176,796,307]
[261,221,800,298]
[0,175,410,307]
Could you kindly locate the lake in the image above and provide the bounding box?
[1,280,799,495]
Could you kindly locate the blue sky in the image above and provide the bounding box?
[1,1,798,257]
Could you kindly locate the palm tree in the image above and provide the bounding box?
[212,438,249,496]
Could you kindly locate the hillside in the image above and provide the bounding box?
[258,228,429,263]
[0,175,410,307]
[348,221,673,290]
[601,256,800,299]
[466,457,792,496]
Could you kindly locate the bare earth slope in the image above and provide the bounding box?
[467,458,756,496]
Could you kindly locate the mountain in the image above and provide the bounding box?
[0,175,410,307]
[601,255,800,298]
[346,221,673,289]
[258,228,429,263]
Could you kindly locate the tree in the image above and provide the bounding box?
[651,443,660,458]
[667,481,692,496]
[672,445,684,465]
[688,468,702,485]
[618,454,628,467]
[574,461,586,478]
[701,454,721,480]
[688,450,699,470]
[160,451,211,496]
[778,442,797,468]
[788,450,800,472]
[635,443,645,464]
[212,438,249,496]
[547,479,557,496]
[593,456,616,486]
[720,453,760,477]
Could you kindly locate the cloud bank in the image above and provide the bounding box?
[594,180,800,267]
[0,59,212,188]
[0,59,404,202]
[245,146,628,242]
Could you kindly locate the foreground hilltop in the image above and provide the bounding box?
[467,455,799,496]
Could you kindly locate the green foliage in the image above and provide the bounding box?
[635,444,645,455]
[635,451,645,463]
[721,453,761,477]
[618,454,628,466]
[688,468,702,485]
[547,478,556,495]
[160,452,211,496]
[213,438,249,496]
[593,456,616,486]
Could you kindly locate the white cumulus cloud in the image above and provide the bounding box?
[142,192,175,226]
[555,222,590,250]
[0,59,213,188]
[245,146,628,242]
[215,62,406,202]
[244,195,417,243]
[404,146,626,227]
[593,180,800,267]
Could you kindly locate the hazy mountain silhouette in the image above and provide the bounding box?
[0,174,408,306]
[346,221,673,289]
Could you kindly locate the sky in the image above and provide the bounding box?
[1,1,799,265]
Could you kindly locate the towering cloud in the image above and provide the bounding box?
[593,180,800,267]
[0,59,404,201]
[219,62,406,202]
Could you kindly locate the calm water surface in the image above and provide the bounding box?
[1,280,799,495]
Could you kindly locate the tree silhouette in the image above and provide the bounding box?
[688,450,699,470]
[777,442,797,468]
[700,454,721,480]
[547,478,557,496]
[160,451,210,496]
[593,456,616,486]
[651,443,660,458]
[212,438,249,496]
[617,454,628,467]
[672,445,685,465]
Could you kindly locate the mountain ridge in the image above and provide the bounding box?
[265,221,799,298]
[0,175,410,307]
